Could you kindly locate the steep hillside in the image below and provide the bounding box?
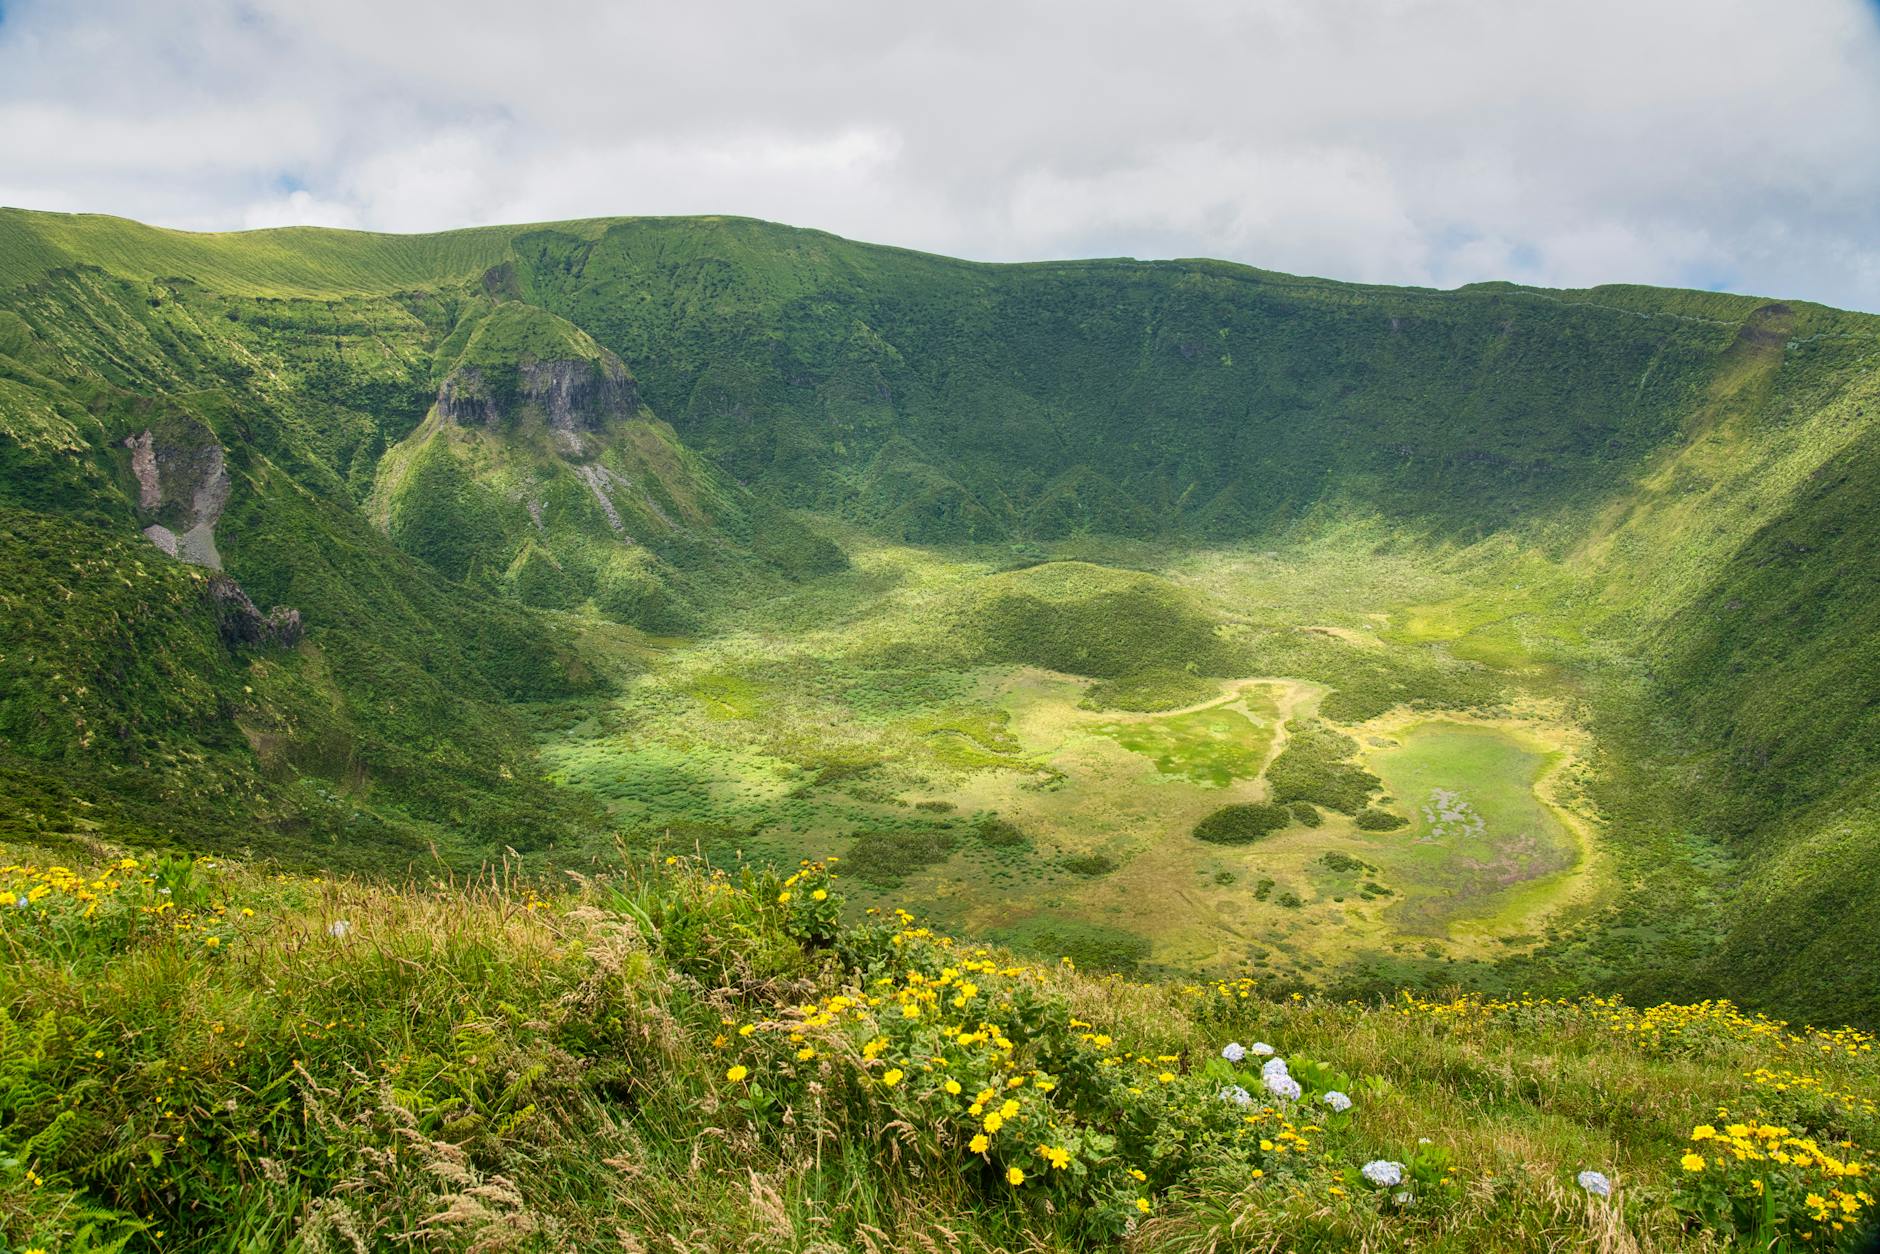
[2,208,1878,1028]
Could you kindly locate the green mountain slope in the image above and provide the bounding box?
[1,207,1877,1028]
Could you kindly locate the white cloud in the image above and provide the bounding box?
[2,0,1878,309]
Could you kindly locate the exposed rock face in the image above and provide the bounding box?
[126,428,301,645]
[435,367,501,428]
[123,428,230,569]
[436,356,639,443]
[573,463,632,536]
[204,573,304,649]
[142,523,179,556]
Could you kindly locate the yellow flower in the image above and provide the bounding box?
[984,1113,1005,1133]
[999,1099,1020,1119]
[945,1079,962,1095]
[777,891,791,903]
[738,1024,756,1037]
[1135,1198,1151,1213]
[1681,1153,1707,1172]
[969,1133,989,1153]
[1041,1145,1071,1169]
[1691,1125,1717,1141]
[726,1065,749,1083]
[203,935,221,948]
[1157,1071,1175,1083]
[1007,1166,1025,1186]
[812,889,828,901]
[882,1068,905,1087]
[796,1046,816,1061]
[1130,1168,1147,1181]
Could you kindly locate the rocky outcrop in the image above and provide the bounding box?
[124,428,230,569]
[437,356,639,448]
[204,573,304,649]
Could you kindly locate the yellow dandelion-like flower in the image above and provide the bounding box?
[726,1065,749,1083]
[984,1112,1005,1133]
[1681,1153,1707,1172]
[812,889,828,900]
[970,1133,990,1153]
[945,1079,962,1095]
[1157,1071,1175,1083]
[797,1046,816,1061]
[1007,1166,1025,1186]
[1135,1198,1151,1213]
[882,1068,905,1087]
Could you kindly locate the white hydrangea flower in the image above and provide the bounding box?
[1260,1056,1289,1082]
[1577,1170,1611,1198]
[1321,1090,1352,1112]
[1221,1042,1246,1063]
[1218,1084,1252,1107]
[1250,1042,1275,1056]
[1361,1160,1405,1187]
[1264,1072,1301,1101]
[1393,1190,1416,1206]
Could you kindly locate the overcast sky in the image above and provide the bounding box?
[4,1,1880,310]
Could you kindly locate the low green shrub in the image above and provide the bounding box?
[1266,720,1381,814]
[1193,803,1293,845]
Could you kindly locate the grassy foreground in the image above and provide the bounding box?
[1,845,1875,1252]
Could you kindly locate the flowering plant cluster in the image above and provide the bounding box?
[710,866,1369,1236]
[1395,992,1875,1063]
[1671,1112,1875,1246]
[2,855,263,957]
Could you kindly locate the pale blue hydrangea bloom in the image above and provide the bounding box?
[1577,1170,1611,1197]
[1361,1160,1405,1187]
[1218,1084,1252,1107]
[1264,1072,1301,1101]
[1260,1056,1289,1082]
[1250,1041,1275,1056]
[1321,1090,1352,1112]
[1221,1042,1246,1062]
